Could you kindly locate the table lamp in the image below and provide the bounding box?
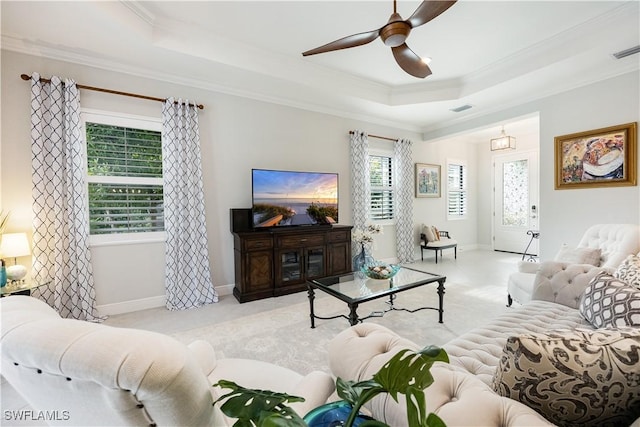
[0,233,30,282]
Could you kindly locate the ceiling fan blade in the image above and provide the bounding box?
[407,0,457,28]
[302,29,380,56]
[391,43,432,78]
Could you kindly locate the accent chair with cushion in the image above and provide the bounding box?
[420,224,457,263]
[507,223,640,306]
[0,296,335,426]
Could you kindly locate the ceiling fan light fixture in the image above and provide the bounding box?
[380,19,411,47]
[490,126,516,151]
[300,0,457,78]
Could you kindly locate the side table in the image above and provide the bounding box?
[1,279,51,297]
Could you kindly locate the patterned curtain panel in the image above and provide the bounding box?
[350,130,371,254]
[394,138,414,263]
[162,98,218,310]
[29,73,104,321]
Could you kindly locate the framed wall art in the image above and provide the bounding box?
[555,122,637,189]
[415,163,441,198]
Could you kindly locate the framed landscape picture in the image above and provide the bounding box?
[415,163,440,198]
[555,122,637,189]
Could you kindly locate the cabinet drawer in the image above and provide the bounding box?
[327,230,350,242]
[278,234,325,248]
[244,238,273,251]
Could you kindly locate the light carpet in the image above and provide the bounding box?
[168,278,511,375]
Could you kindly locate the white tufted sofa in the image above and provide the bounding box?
[329,252,640,426]
[507,223,640,306]
[0,296,335,426]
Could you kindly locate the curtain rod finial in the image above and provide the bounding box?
[20,74,31,81]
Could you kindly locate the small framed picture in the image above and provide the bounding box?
[415,163,441,198]
[555,122,637,189]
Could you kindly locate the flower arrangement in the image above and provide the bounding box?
[352,223,382,244]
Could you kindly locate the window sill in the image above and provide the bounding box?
[89,232,166,247]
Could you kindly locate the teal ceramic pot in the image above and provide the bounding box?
[303,401,374,427]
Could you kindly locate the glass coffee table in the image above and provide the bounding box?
[306,266,446,328]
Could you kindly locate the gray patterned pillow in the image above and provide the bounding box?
[615,254,640,289]
[492,328,640,427]
[579,272,640,327]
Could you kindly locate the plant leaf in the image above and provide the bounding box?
[213,380,305,426]
[426,412,447,427]
[371,346,448,426]
[336,378,381,406]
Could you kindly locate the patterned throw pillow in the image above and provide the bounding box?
[492,328,640,427]
[615,254,640,289]
[579,271,640,328]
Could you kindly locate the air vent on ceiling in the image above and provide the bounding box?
[613,45,640,59]
[450,104,473,113]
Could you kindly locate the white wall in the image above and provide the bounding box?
[3,49,637,314]
[424,70,640,259]
[412,137,479,254]
[1,50,421,313]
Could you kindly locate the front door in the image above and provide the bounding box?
[493,150,539,255]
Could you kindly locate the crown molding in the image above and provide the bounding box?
[2,35,421,133]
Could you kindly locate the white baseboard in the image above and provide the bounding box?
[97,283,236,316]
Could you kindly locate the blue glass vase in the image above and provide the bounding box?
[353,243,375,271]
[303,401,374,427]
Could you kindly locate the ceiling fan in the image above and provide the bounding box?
[302,0,457,78]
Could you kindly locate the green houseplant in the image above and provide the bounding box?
[213,345,449,427]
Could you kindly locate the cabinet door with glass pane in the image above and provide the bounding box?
[277,248,304,285]
[305,247,325,280]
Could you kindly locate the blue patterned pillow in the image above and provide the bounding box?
[492,328,640,427]
[579,271,640,328]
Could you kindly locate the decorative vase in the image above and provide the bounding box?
[353,243,374,271]
[303,401,374,427]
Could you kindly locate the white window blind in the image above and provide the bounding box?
[85,115,164,235]
[370,154,394,221]
[447,162,467,218]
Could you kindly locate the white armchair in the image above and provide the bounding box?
[507,223,640,306]
[0,296,335,426]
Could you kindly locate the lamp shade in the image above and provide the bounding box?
[0,233,31,259]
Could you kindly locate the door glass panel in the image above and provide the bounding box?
[502,160,528,227]
[280,251,301,282]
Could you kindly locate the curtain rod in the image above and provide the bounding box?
[20,74,204,110]
[348,130,397,142]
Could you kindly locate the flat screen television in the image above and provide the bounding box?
[252,168,338,228]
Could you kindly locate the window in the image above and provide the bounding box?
[447,161,467,219]
[83,112,164,238]
[369,154,394,221]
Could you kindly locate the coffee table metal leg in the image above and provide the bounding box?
[307,286,316,329]
[348,303,359,326]
[437,279,445,323]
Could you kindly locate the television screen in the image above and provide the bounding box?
[252,169,338,228]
